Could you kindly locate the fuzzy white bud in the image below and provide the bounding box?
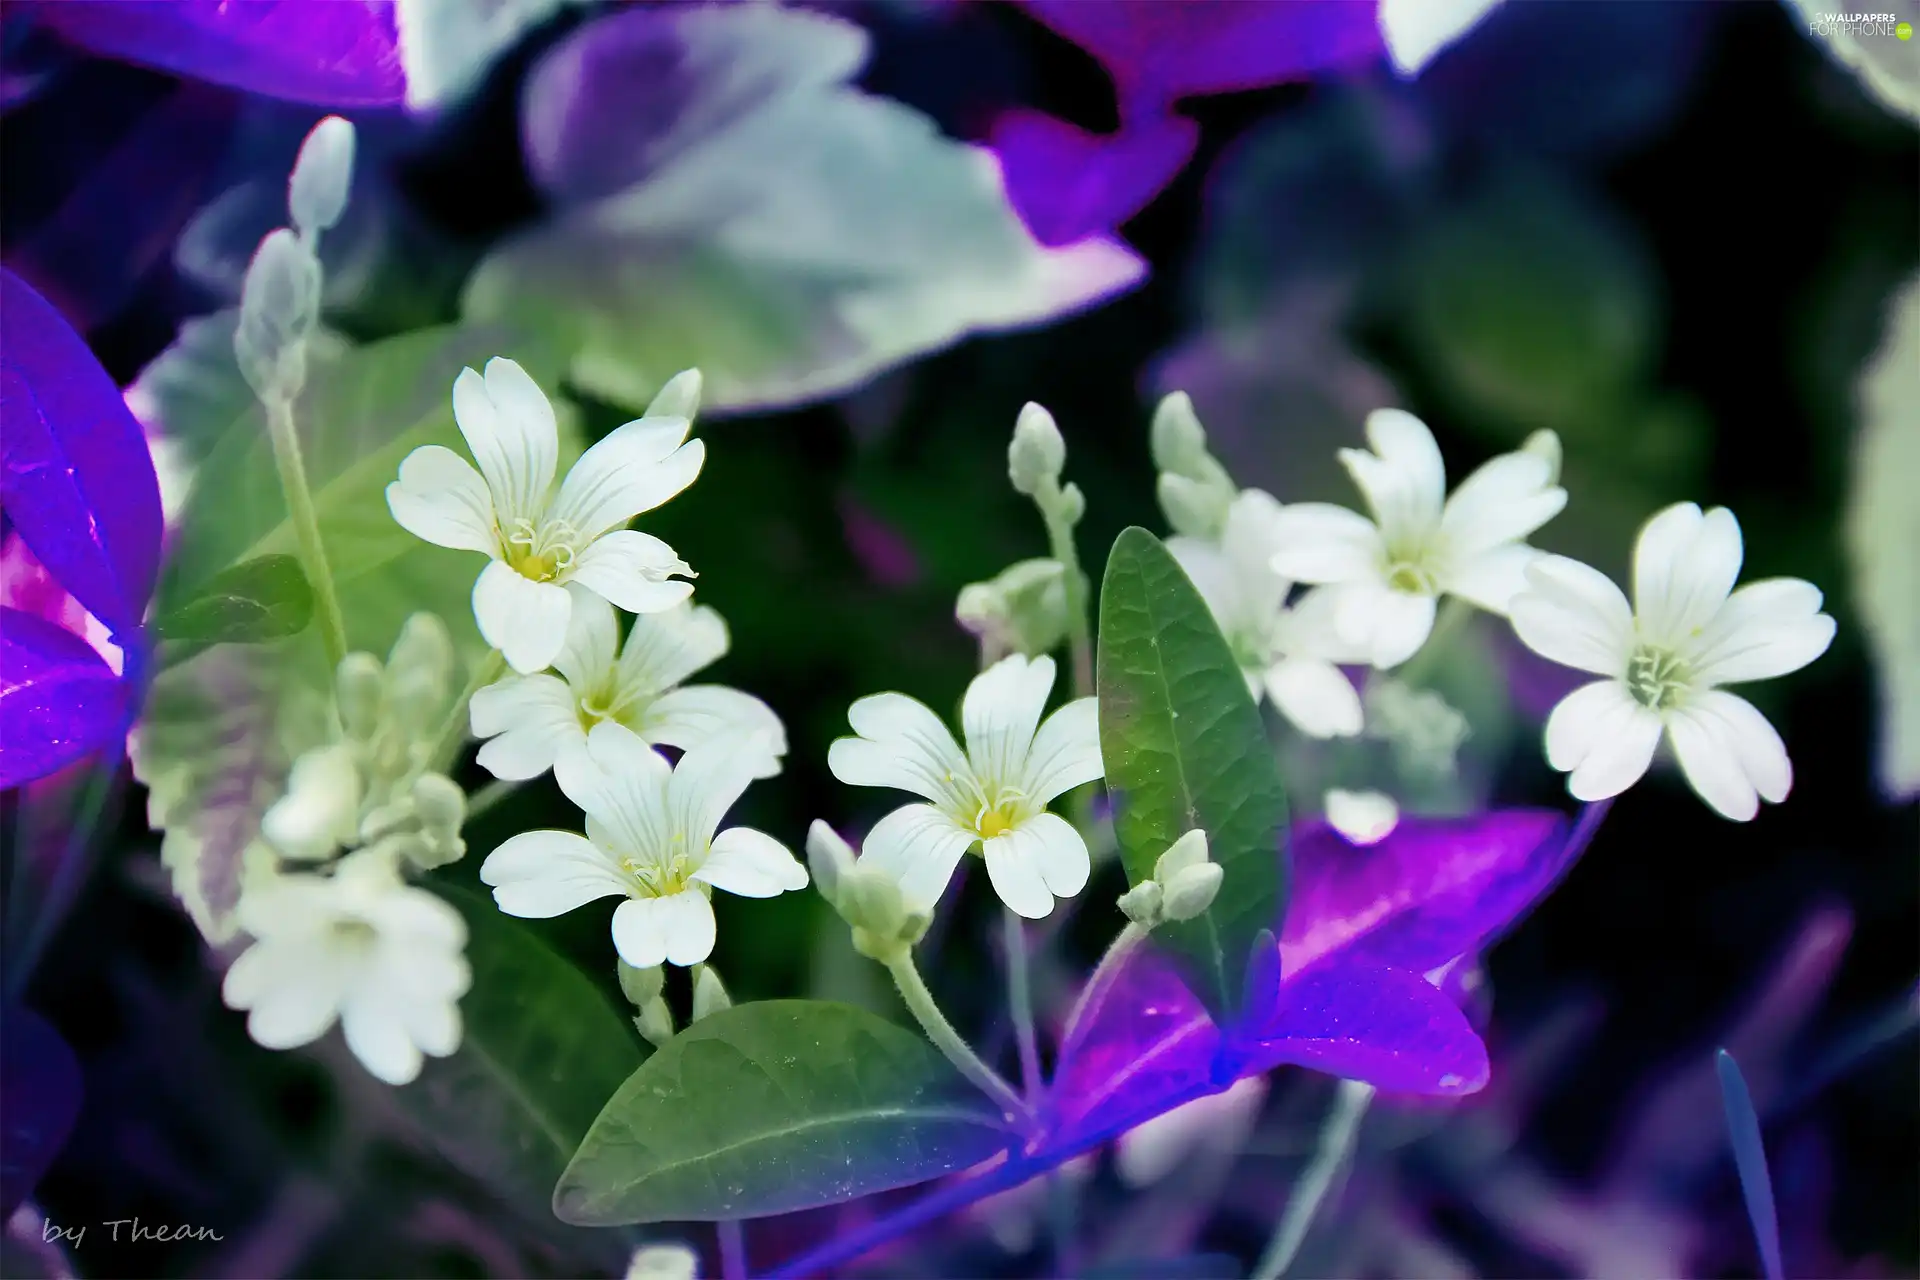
[1150,391,1208,474]
[1008,402,1066,496]
[618,959,665,1008]
[335,652,387,740]
[691,965,732,1021]
[289,115,356,239]
[634,996,675,1047]
[1162,863,1224,921]
[1117,880,1165,927]
[235,228,322,403]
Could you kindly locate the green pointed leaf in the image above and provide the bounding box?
[1096,526,1288,1018]
[153,554,314,644]
[401,883,647,1220]
[555,1000,1018,1224]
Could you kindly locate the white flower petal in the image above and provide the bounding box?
[667,736,765,848]
[1264,658,1363,738]
[555,721,673,852]
[638,686,786,775]
[470,674,579,779]
[1510,555,1635,677]
[859,803,975,913]
[1668,689,1792,821]
[983,814,1087,919]
[1542,682,1662,801]
[829,692,972,806]
[552,424,704,542]
[1023,697,1103,805]
[612,892,715,968]
[566,529,695,615]
[229,944,350,1049]
[693,827,808,897]
[1333,584,1435,669]
[963,653,1056,784]
[1443,543,1541,616]
[1341,408,1446,541]
[1275,587,1370,664]
[476,724,577,782]
[386,445,497,555]
[1324,788,1399,845]
[341,988,425,1085]
[480,829,630,916]
[1687,579,1835,686]
[617,603,730,695]
[1168,536,1246,639]
[1634,503,1744,642]
[473,560,573,674]
[552,588,622,689]
[1269,504,1384,584]
[454,359,558,522]
[1438,451,1564,559]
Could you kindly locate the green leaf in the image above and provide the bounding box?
[1096,527,1288,1018]
[466,3,1142,413]
[400,882,648,1221]
[154,554,314,644]
[555,1000,1018,1224]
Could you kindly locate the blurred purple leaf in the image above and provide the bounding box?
[991,108,1196,247]
[0,1006,83,1217]
[34,0,405,108]
[0,268,162,638]
[0,609,126,792]
[1053,945,1224,1142]
[1243,958,1488,1094]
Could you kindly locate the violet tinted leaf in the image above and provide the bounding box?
[0,1006,82,1218]
[35,0,407,108]
[1716,1048,1785,1280]
[0,268,163,637]
[1051,946,1219,1144]
[1243,959,1490,1096]
[1280,809,1570,977]
[0,608,126,791]
[991,109,1197,247]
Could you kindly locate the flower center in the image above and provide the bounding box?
[503,516,581,583]
[331,918,380,954]
[621,845,697,897]
[1385,560,1437,595]
[579,679,648,732]
[970,788,1031,841]
[1627,644,1691,711]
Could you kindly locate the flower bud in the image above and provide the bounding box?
[289,115,356,239]
[804,820,857,908]
[955,558,1071,659]
[843,866,909,938]
[1152,828,1211,884]
[618,959,665,1007]
[1520,428,1562,486]
[634,996,675,1047]
[1324,788,1400,847]
[386,613,455,725]
[1150,392,1208,473]
[1162,863,1223,921]
[262,743,363,861]
[691,965,732,1021]
[1156,471,1235,541]
[1055,481,1086,526]
[235,228,322,403]
[644,368,703,424]
[335,652,387,740]
[411,772,466,831]
[1008,402,1066,496]
[1117,879,1164,927]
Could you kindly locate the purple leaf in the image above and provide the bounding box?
[0,1006,83,1217]
[1243,959,1489,1095]
[991,109,1197,247]
[1,268,163,638]
[1011,0,1383,105]
[0,608,127,792]
[34,0,406,108]
[1280,809,1570,977]
[1052,947,1222,1142]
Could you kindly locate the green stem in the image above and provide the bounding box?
[1251,1080,1375,1279]
[886,952,1033,1129]
[1039,485,1093,701]
[1395,596,1474,688]
[463,777,519,824]
[428,650,506,774]
[1003,908,1043,1100]
[1060,921,1143,1043]
[264,396,348,671]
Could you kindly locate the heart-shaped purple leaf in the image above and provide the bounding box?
[0,608,127,791]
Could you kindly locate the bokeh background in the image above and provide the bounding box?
[2,2,1915,1277]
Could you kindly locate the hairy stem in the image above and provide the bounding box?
[886,952,1033,1129]
[1251,1080,1375,1279]
[1060,921,1144,1045]
[428,650,506,774]
[264,396,348,670]
[1003,908,1043,1100]
[1038,485,1093,701]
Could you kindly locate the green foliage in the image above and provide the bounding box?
[153,554,314,645]
[1095,527,1288,1020]
[402,883,647,1219]
[555,1000,1018,1224]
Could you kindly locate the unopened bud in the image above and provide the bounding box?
[236,228,322,402]
[1520,429,1562,486]
[387,613,455,724]
[289,115,356,238]
[1153,829,1210,883]
[1055,481,1086,526]
[644,368,703,424]
[1008,402,1066,496]
[262,743,363,861]
[804,820,856,908]
[1157,469,1235,541]
[1150,392,1209,473]
[1162,862,1223,921]
[691,965,732,1021]
[335,652,386,739]
[843,866,909,938]
[618,959,665,1007]
[635,996,675,1047]
[955,558,1071,659]
[1117,879,1165,927]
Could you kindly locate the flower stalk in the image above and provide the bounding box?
[265,396,349,670]
[1251,1079,1375,1280]
[886,951,1034,1129]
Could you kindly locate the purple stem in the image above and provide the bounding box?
[719,1219,748,1280]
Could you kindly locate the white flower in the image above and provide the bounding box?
[827,654,1102,920]
[1168,488,1366,738]
[468,588,784,782]
[1324,788,1401,846]
[480,723,806,968]
[625,1242,699,1280]
[1270,410,1567,669]
[386,357,703,674]
[1509,503,1836,821]
[1115,1077,1268,1188]
[222,851,470,1085]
